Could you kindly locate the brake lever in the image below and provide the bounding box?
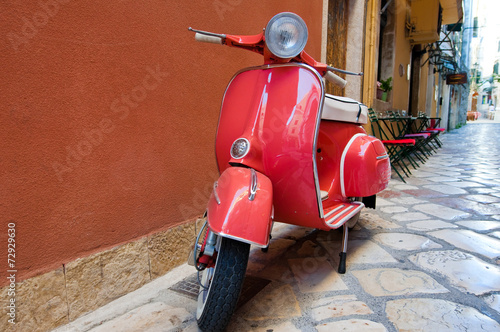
[327,66,363,76]
[188,27,226,39]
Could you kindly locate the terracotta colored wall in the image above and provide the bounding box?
[0,0,323,285]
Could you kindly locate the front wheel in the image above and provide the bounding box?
[196,236,250,332]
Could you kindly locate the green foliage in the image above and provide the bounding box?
[380,77,393,92]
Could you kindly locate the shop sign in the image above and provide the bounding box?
[446,73,468,85]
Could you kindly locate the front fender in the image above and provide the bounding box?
[207,167,273,248]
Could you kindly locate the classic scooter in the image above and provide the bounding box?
[188,12,391,331]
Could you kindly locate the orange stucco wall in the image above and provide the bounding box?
[0,1,323,285]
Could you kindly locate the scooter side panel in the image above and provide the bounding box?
[207,167,273,247]
[215,65,326,229]
[316,121,368,204]
[342,135,391,197]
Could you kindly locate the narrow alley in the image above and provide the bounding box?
[54,123,500,331]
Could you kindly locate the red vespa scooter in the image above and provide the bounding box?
[189,12,391,331]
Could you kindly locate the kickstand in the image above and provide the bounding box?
[338,224,348,274]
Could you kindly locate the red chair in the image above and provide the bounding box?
[421,116,444,148]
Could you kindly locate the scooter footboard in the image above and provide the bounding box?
[207,167,273,248]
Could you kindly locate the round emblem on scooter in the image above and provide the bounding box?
[230,138,250,159]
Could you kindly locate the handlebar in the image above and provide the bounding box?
[189,27,226,45]
[324,66,363,88]
[195,33,223,44]
[324,71,347,88]
[188,27,363,89]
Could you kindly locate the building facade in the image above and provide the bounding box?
[470,0,500,120]
[365,0,468,132]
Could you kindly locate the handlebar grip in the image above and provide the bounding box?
[324,71,347,88]
[195,33,223,44]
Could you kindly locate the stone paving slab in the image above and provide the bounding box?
[310,295,373,321]
[447,180,486,188]
[456,219,500,231]
[372,233,442,250]
[357,211,401,229]
[429,229,500,259]
[391,211,430,222]
[423,184,469,194]
[406,219,458,231]
[352,268,448,296]
[410,250,500,295]
[485,294,500,314]
[90,302,192,332]
[464,194,500,203]
[437,197,500,215]
[240,283,302,321]
[386,298,500,331]
[379,206,408,214]
[52,123,500,331]
[316,319,387,331]
[413,203,470,220]
[288,257,348,293]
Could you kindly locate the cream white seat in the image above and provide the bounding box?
[321,94,368,124]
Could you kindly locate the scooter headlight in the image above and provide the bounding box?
[265,12,308,59]
[230,138,250,159]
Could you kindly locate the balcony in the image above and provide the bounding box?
[406,0,464,45]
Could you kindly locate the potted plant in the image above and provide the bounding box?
[379,77,392,102]
[376,81,383,99]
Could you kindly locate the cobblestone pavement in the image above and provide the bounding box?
[54,122,500,332]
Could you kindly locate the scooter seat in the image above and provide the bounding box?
[321,94,368,124]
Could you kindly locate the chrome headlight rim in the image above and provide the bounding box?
[264,12,308,59]
[230,138,250,159]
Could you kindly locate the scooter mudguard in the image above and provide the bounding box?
[207,167,273,248]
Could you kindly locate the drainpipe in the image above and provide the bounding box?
[321,0,328,63]
[364,0,378,107]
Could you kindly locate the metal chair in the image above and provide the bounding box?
[368,109,416,183]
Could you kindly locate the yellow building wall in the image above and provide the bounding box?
[419,60,429,114]
[362,0,380,136]
[392,0,412,111]
[363,0,380,109]
[431,72,439,117]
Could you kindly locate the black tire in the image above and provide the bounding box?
[196,236,250,332]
